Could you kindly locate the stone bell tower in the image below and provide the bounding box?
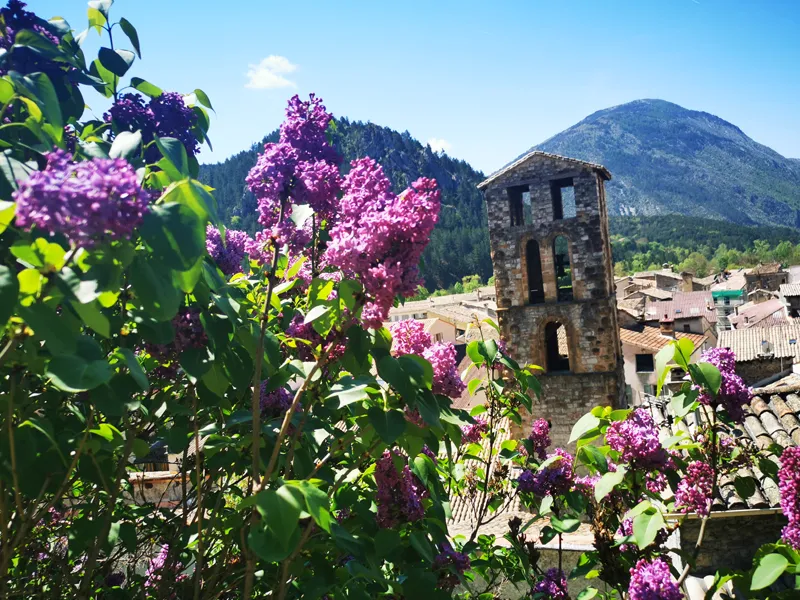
[478,151,624,447]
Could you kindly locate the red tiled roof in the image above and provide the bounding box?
[649,291,717,324]
[619,326,706,353]
[729,298,786,329]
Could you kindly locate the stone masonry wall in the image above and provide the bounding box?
[680,514,785,573]
[482,153,624,447]
[735,357,788,386]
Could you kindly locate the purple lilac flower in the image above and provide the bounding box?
[0,1,62,76]
[259,383,292,419]
[335,507,351,523]
[675,461,713,517]
[421,445,438,463]
[573,473,600,498]
[697,347,751,423]
[517,449,574,497]
[144,545,189,596]
[206,225,261,275]
[461,416,488,445]
[104,91,199,161]
[325,160,440,328]
[433,541,470,591]
[646,471,668,494]
[13,150,149,247]
[375,449,427,528]
[628,558,682,600]
[533,568,568,599]
[285,313,346,362]
[617,518,634,552]
[390,319,465,399]
[606,408,671,470]
[779,446,800,548]
[528,418,551,460]
[246,95,340,260]
[144,308,207,379]
[390,319,431,357]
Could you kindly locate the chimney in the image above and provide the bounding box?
[477,289,482,301]
[680,271,694,293]
[659,314,674,338]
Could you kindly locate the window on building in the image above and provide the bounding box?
[508,185,529,226]
[550,177,577,220]
[683,324,691,332]
[643,384,655,397]
[545,321,570,372]
[635,353,655,372]
[553,236,573,302]
[434,332,444,342]
[526,239,545,304]
[724,297,730,306]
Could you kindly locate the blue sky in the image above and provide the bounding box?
[34,0,800,173]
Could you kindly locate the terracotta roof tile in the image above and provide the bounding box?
[729,298,786,329]
[718,323,800,362]
[649,292,717,324]
[781,283,800,297]
[619,326,706,353]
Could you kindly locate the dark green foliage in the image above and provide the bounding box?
[198,119,492,289]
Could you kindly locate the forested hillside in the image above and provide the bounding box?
[199,119,491,289]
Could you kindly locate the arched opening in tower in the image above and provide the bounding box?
[544,322,570,372]
[526,240,545,304]
[553,235,573,302]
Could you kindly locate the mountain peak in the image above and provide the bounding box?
[534,99,800,227]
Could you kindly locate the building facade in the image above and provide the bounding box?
[478,151,624,446]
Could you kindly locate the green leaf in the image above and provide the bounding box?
[47,353,113,392]
[675,337,694,370]
[130,77,162,98]
[109,130,142,159]
[670,391,698,419]
[326,378,370,408]
[551,515,581,533]
[118,18,141,57]
[594,466,627,502]
[690,362,722,396]
[377,355,416,401]
[579,444,609,473]
[632,509,666,549]
[751,553,789,591]
[141,202,206,271]
[467,378,482,396]
[466,340,485,366]
[374,529,401,558]
[193,88,214,111]
[87,7,106,33]
[577,588,598,600]
[409,531,434,562]
[130,257,180,322]
[161,179,222,227]
[118,348,148,391]
[367,407,406,444]
[286,480,331,533]
[173,258,204,294]
[71,300,111,338]
[155,136,189,178]
[19,303,77,355]
[88,0,112,17]
[255,486,302,543]
[23,73,63,130]
[303,304,331,326]
[569,412,600,444]
[655,342,675,396]
[132,438,150,459]
[0,265,19,328]
[0,200,15,235]
[98,47,135,77]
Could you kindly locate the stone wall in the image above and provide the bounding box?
[735,357,788,386]
[482,153,623,446]
[679,513,785,574]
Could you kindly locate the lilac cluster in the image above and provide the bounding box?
[433,542,470,591]
[0,1,61,76]
[375,449,427,528]
[389,319,466,399]
[606,408,671,470]
[617,518,634,552]
[573,473,601,498]
[285,313,346,362]
[389,320,431,356]
[104,92,199,161]
[675,460,713,517]
[697,347,751,423]
[628,558,682,600]
[205,225,262,275]
[517,448,574,497]
[528,418,551,460]
[144,308,207,379]
[779,446,800,548]
[325,160,440,327]
[259,382,293,419]
[461,416,488,445]
[13,150,149,247]
[421,445,438,463]
[144,545,188,596]
[246,95,340,256]
[533,568,568,600]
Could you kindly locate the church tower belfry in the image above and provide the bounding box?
[478,151,624,447]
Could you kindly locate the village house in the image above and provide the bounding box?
[780,283,800,317]
[644,291,718,344]
[729,297,789,329]
[718,323,800,386]
[745,263,789,292]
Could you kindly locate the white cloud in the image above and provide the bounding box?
[245,55,298,90]
[427,138,452,154]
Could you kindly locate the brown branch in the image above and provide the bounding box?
[193,394,204,600]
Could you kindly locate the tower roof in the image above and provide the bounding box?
[477,150,612,190]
